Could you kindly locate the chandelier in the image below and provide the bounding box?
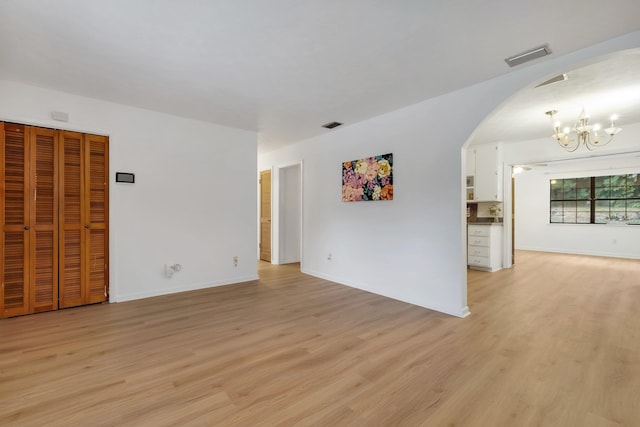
[545,109,622,152]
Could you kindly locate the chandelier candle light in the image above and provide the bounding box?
[545,108,622,152]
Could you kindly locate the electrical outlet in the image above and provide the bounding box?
[233,256,238,267]
[165,263,182,278]
[165,264,175,278]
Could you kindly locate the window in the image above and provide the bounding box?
[550,173,640,225]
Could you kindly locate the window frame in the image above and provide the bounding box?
[549,173,640,225]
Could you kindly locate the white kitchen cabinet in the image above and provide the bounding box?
[468,143,503,202]
[467,223,503,272]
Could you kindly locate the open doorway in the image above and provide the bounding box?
[463,49,640,311]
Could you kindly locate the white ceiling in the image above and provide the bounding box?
[472,51,640,146]
[1,1,640,153]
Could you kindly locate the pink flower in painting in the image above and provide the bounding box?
[380,175,390,186]
[343,167,355,184]
[342,184,364,202]
[365,160,379,182]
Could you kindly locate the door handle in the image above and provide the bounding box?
[85,225,90,229]
[24,225,30,230]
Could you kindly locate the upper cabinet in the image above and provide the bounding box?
[466,143,503,202]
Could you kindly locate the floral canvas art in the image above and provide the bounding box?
[342,153,393,202]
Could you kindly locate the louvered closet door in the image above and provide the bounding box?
[59,131,85,308]
[1,123,30,317]
[85,134,108,304]
[30,127,58,313]
[59,131,108,307]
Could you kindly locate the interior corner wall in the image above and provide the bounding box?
[259,30,640,317]
[0,80,258,302]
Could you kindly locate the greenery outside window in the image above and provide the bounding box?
[550,173,640,225]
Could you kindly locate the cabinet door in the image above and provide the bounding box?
[1,123,30,317]
[85,134,108,304]
[474,144,502,201]
[30,127,58,313]
[59,131,85,308]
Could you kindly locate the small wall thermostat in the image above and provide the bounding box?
[115,172,135,183]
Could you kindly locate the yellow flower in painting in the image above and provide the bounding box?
[355,159,368,174]
[378,159,391,177]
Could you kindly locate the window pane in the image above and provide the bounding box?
[550,201,563,223]
[563,201,577,223]
[610,184,626,199]
[595,176,610,199]
[610,199,627,223]
[595,176,610,188]
[550,179,563,200]
[611,200,627,210]
[610,174,627,187]
[576,177,590,199]
[627,184,640,198]
[576,201,591,223]
[576,187,590,199]
[595,186,610,199]
[563,179,577,200]
[628,200,640,225]
[595,200,610,223]
[609,212,627,223]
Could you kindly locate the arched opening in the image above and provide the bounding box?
[462,48,640,312]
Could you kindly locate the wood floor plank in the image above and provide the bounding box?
[1,251,639,426]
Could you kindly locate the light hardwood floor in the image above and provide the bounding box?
[1,251,639,426]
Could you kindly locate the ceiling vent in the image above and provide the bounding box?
[322,121,343,129]
[504,44,551,67]
[535,73,568,88]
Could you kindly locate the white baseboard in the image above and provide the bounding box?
[302,268,470,318]
[111,274,260,303]
[516,246,640,260]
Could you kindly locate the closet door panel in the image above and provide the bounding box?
[1,123,30,317]
[87,229,106,303]
[85,134,108,303]
[31,127,58,312]
[59,131,85,308]
[2,231,28,316]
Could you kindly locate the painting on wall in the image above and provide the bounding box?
[342,153,393,202]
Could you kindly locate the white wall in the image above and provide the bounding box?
[0,80,258,302]
[280,164,301,264]
[260,31,640,317]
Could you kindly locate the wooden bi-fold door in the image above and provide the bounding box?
[1,123,58,317]
[58,131,109,308]
[0,122,108,318]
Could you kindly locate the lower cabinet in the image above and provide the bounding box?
[467,224,502,272]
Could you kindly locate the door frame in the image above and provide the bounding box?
[267,161,304,268]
